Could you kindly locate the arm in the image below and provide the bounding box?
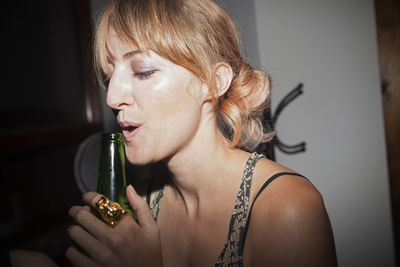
[247,176,337,267]
[10,250,59,267]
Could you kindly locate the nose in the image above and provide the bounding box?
[106,69,134,110]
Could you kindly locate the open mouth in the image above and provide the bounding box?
[123,125,138,132]
[121,123,141,141]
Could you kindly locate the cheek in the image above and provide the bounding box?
[145,90,203,153]
[126,72,205,163]
[153,95,201,136]
[145,76,203,124]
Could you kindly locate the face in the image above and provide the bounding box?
[104,29,207,165]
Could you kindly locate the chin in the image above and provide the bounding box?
[126,153,151,166]
[125,147,156,166]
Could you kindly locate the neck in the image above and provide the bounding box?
[164,115,248,216]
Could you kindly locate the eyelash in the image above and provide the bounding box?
[134,70,155,79]
[101,70,155,89]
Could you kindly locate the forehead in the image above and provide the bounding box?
[106,28,141,61]
[105,28,184,72]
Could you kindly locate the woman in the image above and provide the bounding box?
[66,0,337,266]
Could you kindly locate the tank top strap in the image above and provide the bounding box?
[238,172,307,255]
[215,152,264,266]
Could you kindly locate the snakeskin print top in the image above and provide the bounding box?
[146,152,305,266]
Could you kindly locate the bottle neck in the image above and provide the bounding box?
[97,132,126,201]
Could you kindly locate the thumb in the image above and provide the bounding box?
[126,184,155,227]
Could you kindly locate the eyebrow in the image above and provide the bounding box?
[106,49,142,64]
[122,50,141,60]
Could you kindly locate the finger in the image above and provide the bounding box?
[81,192,140,235]
[127,185,155,227]
[82,191,139,228]
[68,205,111,241]
[65,246,96,267]
[82,191,104,207]
[67,225,107,260]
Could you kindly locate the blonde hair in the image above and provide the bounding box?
[94,0,274,151]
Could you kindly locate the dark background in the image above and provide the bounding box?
[1,0,102,265]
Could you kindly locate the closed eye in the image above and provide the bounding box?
[134,70,155,79]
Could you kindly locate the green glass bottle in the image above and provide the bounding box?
[96,132,136,221]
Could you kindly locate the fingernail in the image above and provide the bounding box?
[128,184,136,195]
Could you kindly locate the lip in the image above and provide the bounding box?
[120,121,142,142]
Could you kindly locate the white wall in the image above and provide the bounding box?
[244,0,394,266]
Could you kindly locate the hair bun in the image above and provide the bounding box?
[217,63,274,151]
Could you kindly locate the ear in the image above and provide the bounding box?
[214,62,233,97]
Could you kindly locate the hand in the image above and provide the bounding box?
[66,185,163,267]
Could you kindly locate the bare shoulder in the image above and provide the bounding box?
[252,158,321,210]
[245,158,337,267]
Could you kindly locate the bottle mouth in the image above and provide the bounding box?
[102,132,123,143]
